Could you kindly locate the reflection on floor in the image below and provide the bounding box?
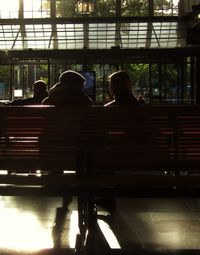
[0,196,200,254]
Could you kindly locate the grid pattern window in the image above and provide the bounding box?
[0,21,186,50]
[23,0,51,18]
[45,0,179,18]
[89,23,116,49]
[94,0,116,17]
[0,25,20,50]
[0,0,19,18]
[0,0,181,19]
[120,23,148,48]
[56,24,84,49]
[23,25,52,49]
[150,22,178,47]
[153,0,179,16]
[121,0,149,16]
[13,36,23,50]
[56,0,76,17]
[120,21,181,48]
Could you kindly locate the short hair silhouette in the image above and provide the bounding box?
[33,80,48,97]
[59,70,85,86]
[109,70,132,97]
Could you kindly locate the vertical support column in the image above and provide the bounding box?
[190,57,195,104]
[146,0,153,48]
[19,0,23,18]
[149,64,152,104]
[47,59,51,90]
[180,58,185,104]
[50,0,58,49]
[115,0,121,47]
[158,63,162,103]
[19,0,27,49]
[9,59,13,101]
[196,57,200,104]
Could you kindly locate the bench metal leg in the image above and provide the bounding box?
[75,188,97,255]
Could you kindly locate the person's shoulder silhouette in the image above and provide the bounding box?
[8,80,48,105]
[104,70,141,106]
[42,70,93,105]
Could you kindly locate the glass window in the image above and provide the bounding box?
[94,0,116,17]
[0,0,19,18]
[0,65,11,102]
[56,0,75,17]
[121,23,148,48]
[0,20,185,50]
[25,24,52,49]
[0,25,20,50]
[154,0,179,16]
[57,24,84,49]
[23,0,50,18]
[121,0,149,16]
[11,62,49,101]
[151,22,178,47]
[0,0,186,50]
[89,23,116,49]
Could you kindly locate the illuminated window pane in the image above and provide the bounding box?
[0,25,20,50]
[89,23,116,49]
[56,0,75,17]
[92,0,116,17]
[154,0,179,16]
[0,0,18,18]
[57,24,84,49]
[121,23,148,48]
[25,24,52,49]
[151,22,178,47]
[121,0,148,16]
[24,0,50,18]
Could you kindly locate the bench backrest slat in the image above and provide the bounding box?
[86,106,200,173]
[0,106,89,172]
[1,105,200,174]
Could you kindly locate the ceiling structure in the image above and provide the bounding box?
[0,0,199,63]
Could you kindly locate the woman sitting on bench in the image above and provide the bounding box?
[104,70,144,106]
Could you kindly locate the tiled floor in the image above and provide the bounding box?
[0,195,200,254]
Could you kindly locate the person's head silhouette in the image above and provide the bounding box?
[104,70,140,106]
[33,80,48,99]
[108,70,132,98]
[59,70,85,87]
[42,70,93,105]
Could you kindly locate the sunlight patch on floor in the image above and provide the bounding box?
[69,210,79,248]
[0,208,53,251]
[97,219,121,249]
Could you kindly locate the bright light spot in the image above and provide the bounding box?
[173,0,179,5]
[0,0,18,11]
[0,208,53,251]
[36,170,42,176]
[14,89,23,97]
[69,211,121,249]
[0,170,8,175]
[69,210,79,248]
[63,170,76,174]
[97,219,121,249]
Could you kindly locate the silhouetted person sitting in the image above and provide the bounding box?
[98,71,143,213]
[104,70,141,106]
[8,80,48,105]
[42,70,93,105]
